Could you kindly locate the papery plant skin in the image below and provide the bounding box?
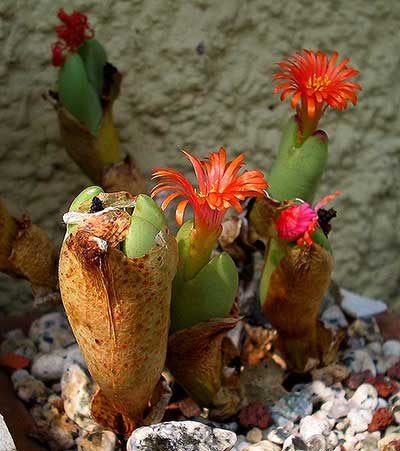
[273,49,362,142]
[152,147,268,331]
[0,198,18,274]
[0,198,58,301]
[59,187,178,434]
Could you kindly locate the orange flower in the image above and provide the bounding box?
[276,191,340,246]
[51,9,94,66]
[273,50,362,137]
[152,148,268,233]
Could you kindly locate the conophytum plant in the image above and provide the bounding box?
[250,49,362,371]
[59,186,178,434]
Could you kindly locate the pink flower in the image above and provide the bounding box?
[276,191,340,246]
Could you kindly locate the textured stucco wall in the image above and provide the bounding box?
[0,0,399,315]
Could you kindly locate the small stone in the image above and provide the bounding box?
[246,427,263,443]
[0,351,30,370]
[268,413,294,430]
[0,329,37,359]
[61,364,96,431]
[321,305,349,328]
[378,433,400,450]
[374,375,398,398]
[359,433,380,451]
[384,341,400,359]
[306,434,326,451]
[282,435,308,451]
[306,380,339,404]
[242,441,280,451]
[368,341,383,355]
[29,312,75,353]
[346,370,375,390]
[32,352,65,381]
[11,369,48,403]
[324,399,350,419]
[348,318,382,342]
[348,409,373,432]
[326,431,339,448]
[299,414,332,441]
[76,431,118,451]
[285,392,313,418]
[349,384,378,410]
[265,427,290,444]
[311,364,349,386]
[378,397,390,409]
[368,407,393,432]
[340,288,387,318]
[343,349,377,377]
[30,402,79,449]
[31,345,86,382]
[0,414,16,451]
[240,402,273,430]
[127,421,237,451]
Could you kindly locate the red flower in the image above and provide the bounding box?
[273,50,362,137]
[276,191,340,246]
[51,9,94,66]
[152,148,268,233]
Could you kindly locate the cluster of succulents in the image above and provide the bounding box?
[0,8,362,437]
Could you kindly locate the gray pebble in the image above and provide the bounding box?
[127,421,237,451]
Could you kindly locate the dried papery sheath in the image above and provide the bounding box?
[59,191,178,435]
[0,198,58,304]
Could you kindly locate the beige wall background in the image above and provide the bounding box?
[0,0,399,315]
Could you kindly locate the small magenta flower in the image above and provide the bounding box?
[273,50,362,139]
[152,147,268,235]
[51,9,94,66]
[276,191,340,246]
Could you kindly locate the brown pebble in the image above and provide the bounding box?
[368,407,393,432]
[239,401,272,429]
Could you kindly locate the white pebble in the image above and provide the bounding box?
[31,353,64,381]
[242,440,280,451]
[299,414,332,441]
[349,384,378,410]
[348,409,373,433]
[383,340,400,358]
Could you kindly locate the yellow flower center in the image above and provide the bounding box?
[306,73,331,92]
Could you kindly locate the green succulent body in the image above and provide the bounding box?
[123,195,167,258]
[170,220,238,332]
[257,117,332,304]
[58,39,107,134]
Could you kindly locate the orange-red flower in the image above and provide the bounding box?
[152,148,268,233]
[276,191,340,246]
[51,9,94,67]
[273,50,362,137]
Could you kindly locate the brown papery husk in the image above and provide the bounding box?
[262,242,334,373]
[0,199,58,302]
[9,215,58,290]
[49,97,146,194]
[0,198,18,273]
[166,316,242,417]
[59,207,178,435]
[102,156,147,195]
